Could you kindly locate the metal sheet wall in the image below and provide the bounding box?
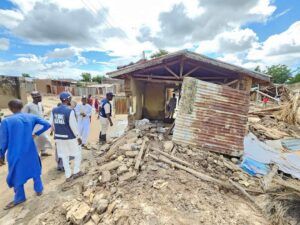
[173,77,249,156]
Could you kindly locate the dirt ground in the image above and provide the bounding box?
[0,95,270,225]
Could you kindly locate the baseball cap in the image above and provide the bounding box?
[59,92,72,101]
[106,92,115,97]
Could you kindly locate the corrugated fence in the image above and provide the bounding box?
[173,77,249,156]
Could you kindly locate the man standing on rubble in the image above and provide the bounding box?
[0,99,51,210]
[50,92,84,182]
[98,92,114,144]
[23,91,52,157]
[75,96,93,147]
[167,93,177,119]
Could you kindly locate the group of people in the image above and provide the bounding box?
[0,91,114,210]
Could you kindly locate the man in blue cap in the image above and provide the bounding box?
[0,99,51,210]
[98,92,114,144]
[50,92,84,182]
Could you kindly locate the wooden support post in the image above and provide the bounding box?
[180,59,184,77]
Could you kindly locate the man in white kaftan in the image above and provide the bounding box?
[75,96,93,146]
[22,91,52,157]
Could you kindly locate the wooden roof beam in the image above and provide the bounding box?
[183,66,201,77]
[164,65,180,79]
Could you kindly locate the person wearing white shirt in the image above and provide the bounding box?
[50,92,83,182]
[75,96,93,147]
[22,91,52,157]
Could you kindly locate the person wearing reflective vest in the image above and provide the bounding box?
[98,92,114,144]
[50,92,84,182]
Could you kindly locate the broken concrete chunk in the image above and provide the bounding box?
[84,220,96,225]
[96,199,109,214]
[163,141,174,152]
[153,180,168,189]
[66,201,91,225]
[99,143,110,152]
[119,143,134,151]
[101,171,111,183]
[91,213,101,224]
[136,139,143,145]
[231,158,239,164]
[117,155,125,162]
[107,201,118,214]
[98,161,120,172]
[117,165,128,175]
[125,151,138,158]
[126,137,138,144]
[119,171,137,182]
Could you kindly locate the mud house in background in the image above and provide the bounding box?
[35,79,77,95]
[74,83,116,96]
[107,50,270,156]
[0,75,27,108]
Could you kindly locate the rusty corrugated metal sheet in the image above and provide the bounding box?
[173,77,249,156]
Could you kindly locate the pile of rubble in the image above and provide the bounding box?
[35,122,300,225]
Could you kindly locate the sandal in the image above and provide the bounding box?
[66,177,73,182]
[41,153,52,157]
[4,200,26,210]
[72,171,85,179]
[36,192,43,196]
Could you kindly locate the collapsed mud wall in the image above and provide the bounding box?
[0,76,27,108]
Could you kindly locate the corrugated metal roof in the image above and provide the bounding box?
[107,50,270,82]
[173,77,249,156]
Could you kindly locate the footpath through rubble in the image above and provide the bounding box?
[26,120,300,225]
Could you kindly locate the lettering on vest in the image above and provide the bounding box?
[54,114,65,124]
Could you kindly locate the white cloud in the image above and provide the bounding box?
[5,0,299,78]
[0,38,10,51]
[46,47,81,58]
[197,28,258,54]
[0,9,23,29]
[0,54,99,79]
[247,21,300,66]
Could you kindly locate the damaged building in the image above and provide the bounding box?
[0,75,27,108]
[107,50,270,156]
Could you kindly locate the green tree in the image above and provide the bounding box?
[265,65,291,84]
[150,49,169,59]
[22,73,31,78]
[254,66,262,72]
[287,68,300,84]
[81,72,92,82]
[92,75,104,83]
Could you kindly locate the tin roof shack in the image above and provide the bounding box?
[108,50,270,156]
[0,75,27,108]
[36,79,77,95]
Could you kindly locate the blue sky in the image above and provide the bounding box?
[0,0,299,79]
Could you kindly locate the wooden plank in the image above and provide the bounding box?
[183,66,201,77]
[225,79,239,86]
[134,140,147,171]
[134,78,182,84]
[164,65,180,79]
[149,153,232,189]
[133,74,180,80]
[256,90,279,102]
[150,147,194,168]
